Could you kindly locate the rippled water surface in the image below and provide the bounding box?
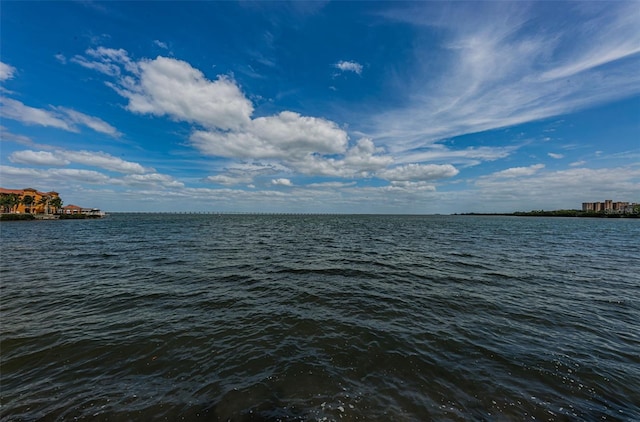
[1,214,639,421]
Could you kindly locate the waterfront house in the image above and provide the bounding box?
[62,204,83,215]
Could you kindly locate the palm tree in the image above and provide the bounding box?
[7,194,21,213]
[49,197,63,214]
[37,195,50,214]
[0,195,11,213]
[22,195,34,213]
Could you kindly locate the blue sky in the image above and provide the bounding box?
[1,1,638,213]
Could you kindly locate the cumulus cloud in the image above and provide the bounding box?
[334,60,363,75]
[191,111,348,160]
[72,48,399,180]
[380,163,459,182]
[112,56,253,130]
[72,47,488,186]
[272,178,293,186]
[0,61,16,81]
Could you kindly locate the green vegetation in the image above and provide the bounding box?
[0,213,36,221]
[513,209,638,218]
[459,209,638,218]
[0,194,22,213]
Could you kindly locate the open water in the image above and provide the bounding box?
[1,214,639,421]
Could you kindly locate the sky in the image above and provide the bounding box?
[1,1,639,213]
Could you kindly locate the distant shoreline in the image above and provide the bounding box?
[457,211,639,218]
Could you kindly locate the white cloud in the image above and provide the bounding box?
[0,162,183,191]
[389,181,436,191]
[7,148,151,175]
[113,56,253,130]
[307,181,356,188]
[0,165,114,184]
[0,98,75,131]
[489,164,545,178]
[570,160,586,167]
[548,152,564,159]
[154,40,168,49]
[61,150,150,174]
[380,163,459,182]
[74,49,400,179]
[191,111,348,160]
[0,126,51,149]
[55,107,121,137]
[395,144,517,165]
[71,55,121,76]
[9,150,70,166]
[272,178,293,186]
[205,162,285,186]
[122,173,184,188]
[334,60,363,75]
[0,61,16,81]
[0,98,120,137]
[372,2,640,151]
[475,166,640,206]
[54,54,67,64]
[205,174,255,186]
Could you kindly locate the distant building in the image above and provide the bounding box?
[62,204,83,215]
[582,199,637,213]
[0,187,62,214]
[61,205,106,217]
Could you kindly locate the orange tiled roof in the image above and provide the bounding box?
[0,188,25,195]
[0,187,59,196]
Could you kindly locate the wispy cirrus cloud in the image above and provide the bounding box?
[373,2,640,151]
[153,40,168,50]
[0,61,16,81]
[9,149,151,174]
[0,98,75,131]
[55,107,121,137]
[488,164,545,178]
[475,166,640,205]
[0,98,120,137]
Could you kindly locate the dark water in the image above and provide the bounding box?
[1,214,639,421]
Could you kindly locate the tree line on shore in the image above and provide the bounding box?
[460,208,639,218]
